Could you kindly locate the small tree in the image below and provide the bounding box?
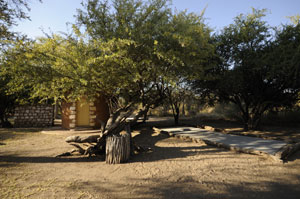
[166,81,193,125]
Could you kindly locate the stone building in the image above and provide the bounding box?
[61,96,109,129]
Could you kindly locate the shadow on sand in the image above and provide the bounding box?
[1,122,299,165]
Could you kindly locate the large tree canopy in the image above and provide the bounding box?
[3,0,213,132]
[2,0,214,161]
[193,9,300,130]
[76,0,213,111]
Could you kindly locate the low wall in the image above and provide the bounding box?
[14,105,54,127]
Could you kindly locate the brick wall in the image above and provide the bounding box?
[14,105,54,127]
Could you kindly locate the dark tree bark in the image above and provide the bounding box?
[170,102,180,126]
[142,106,149,123]
[105,131,131,164]
[174,107,179,125]
[240,105,266,131]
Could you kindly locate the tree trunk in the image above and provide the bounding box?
[249,113,262,130]
[105,131,131,164]
[142,107,149,123]
[0,117,4,127]
[242,113,249,131]
[174,107,180,125]
[0,117,12,128]
[242,113,262,131]
[243,123,249,131]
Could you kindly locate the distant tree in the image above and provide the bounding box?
[193,8,300,130]
[166,81,192,125]
[160,10,214,125]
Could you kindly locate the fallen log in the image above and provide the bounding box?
[65,134,99,143]
[56,134,105,158]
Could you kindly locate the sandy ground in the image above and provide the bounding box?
[1,120,300,199]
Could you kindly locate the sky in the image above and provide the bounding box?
[14,0,300,39]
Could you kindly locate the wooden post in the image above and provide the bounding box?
[105,130,131,164]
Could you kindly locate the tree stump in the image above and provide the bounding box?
[105,131,131,164]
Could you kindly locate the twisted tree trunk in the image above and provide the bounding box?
[60,105,150,162]
[105,131,131,164]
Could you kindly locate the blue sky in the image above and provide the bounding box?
[14,0,300,38]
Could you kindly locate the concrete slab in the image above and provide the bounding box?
[159,127,288,159]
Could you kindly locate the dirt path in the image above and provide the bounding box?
[1,127,300,199]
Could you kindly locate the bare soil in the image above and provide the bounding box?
[1,119,300,199]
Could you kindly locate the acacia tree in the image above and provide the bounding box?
[76,0,214,125]
[193,9,300,131]
[75,0,174,128]
[166,81,192,125]
[162,11,214,125]
[4,0,214,161]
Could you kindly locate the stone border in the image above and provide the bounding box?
[154,127,299,162]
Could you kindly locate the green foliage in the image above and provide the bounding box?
[3,35,135,102]
[0,72,14,127]
[165,81,190,125]
[2,0,214,124]
[77,0,171,41]
[287,14,300,25]
[193,8,300,130]
[0,0,42,127]
[0,0,42,48]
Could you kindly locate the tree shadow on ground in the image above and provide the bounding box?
[0,155,104,165]
[0,128,42,142]
[128,177,300,199]
[65,174,300,199]
[131,127,225,163]
[132,125,300,163]
[0,126,227,166]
